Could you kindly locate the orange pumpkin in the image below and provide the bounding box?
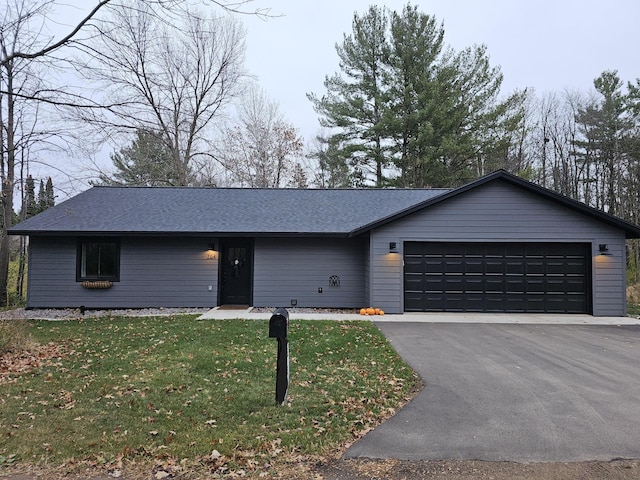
[366,307,376,315]
[359,308,367,315]
[374,308,380,315]
[378,310,384,316]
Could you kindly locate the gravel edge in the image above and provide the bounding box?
[0,307,211,321]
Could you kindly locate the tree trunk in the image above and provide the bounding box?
[16,235,26,301]
[0,68,15,307]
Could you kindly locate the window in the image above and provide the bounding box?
[77,238,120,281]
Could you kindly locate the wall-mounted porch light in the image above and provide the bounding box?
[598,244,611,255]
[389,242,398,253]
[205,242,218,260]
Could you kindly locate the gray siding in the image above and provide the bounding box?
[27,236,218,308]
[371,182,627,316]
[253,237,367,308]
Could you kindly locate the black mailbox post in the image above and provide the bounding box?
[269,308,289,405]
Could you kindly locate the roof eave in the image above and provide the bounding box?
[8,229,353,238]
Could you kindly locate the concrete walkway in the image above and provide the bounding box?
[197,307,640,325]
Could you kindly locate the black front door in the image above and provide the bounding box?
[219,239,253,305]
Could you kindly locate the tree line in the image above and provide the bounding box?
[1,1,639,306]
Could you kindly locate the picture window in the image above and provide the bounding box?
[77,239,120,281]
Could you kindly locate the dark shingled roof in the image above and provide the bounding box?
[10,171,640,238]
[9,186,450,237]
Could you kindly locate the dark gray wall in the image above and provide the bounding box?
[371,181,627,316]
[253,237,367,309]
[26,235,367,310]
[27,236,219,308]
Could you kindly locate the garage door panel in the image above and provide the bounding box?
[404,258,425,274]
[444,277,464,292]
[465,277,484,293]
[465,260,484,274]
[506,262,525,274]
[526,278,545,293]
[424,261,445,274]
[485,294,506,311]
[486,277,505,292]
[444,295,466,311]
[486,261,504,274]
[527,261,545,275]
[445,259,464,274]
[424,277,444,292]
[524,295,545,312]
[404,242,591,314]
[566,262,587,275]
[506,278,526,293]
[506,297,527,312]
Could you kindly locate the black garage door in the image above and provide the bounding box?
[404,242,591,313]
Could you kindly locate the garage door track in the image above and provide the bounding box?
[345,323,640,462]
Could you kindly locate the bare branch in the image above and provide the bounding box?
[0,0,111,68]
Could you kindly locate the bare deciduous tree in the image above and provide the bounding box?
[79,3,247,186]
[0,0,270,69]
[1,0,67,306]
[214,86,304,188]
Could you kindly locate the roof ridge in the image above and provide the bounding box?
[91,185,452,192]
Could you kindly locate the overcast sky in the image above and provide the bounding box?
[242,0,640,144]
[29,0,640,196]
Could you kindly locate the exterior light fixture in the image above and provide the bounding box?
[205,242,218,260]
[389,242,397,253]
[598,244,611,255]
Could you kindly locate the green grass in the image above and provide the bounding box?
[0,315,418,475]
[628,303,640,316]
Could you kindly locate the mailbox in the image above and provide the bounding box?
[269,307,289,339]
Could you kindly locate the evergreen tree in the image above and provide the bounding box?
[308,3,524,188]
[44,177,54,209]
[307,5,390,186]
[288,163,309,188]
[24,175,37,218]
[98,129,181,186]
[23,176,55,217]
[309,133,354,188]
[574,71,635,215]
[384,5,445,186]
[37,179,47,213]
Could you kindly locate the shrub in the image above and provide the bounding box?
[0,319,35,355]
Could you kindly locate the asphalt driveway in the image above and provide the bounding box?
[345,322,640,462]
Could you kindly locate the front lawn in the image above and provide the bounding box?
[0,315,418,477]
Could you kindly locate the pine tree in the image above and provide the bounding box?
[574,71,634,215]
[309,133,353,188]
[98,129,180,186]
[309,3,524,188]
[307,5,390,186]
[24,175,37,218]
[384,5,445,187]
[37,179,47,213]
[44,177,54,208]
